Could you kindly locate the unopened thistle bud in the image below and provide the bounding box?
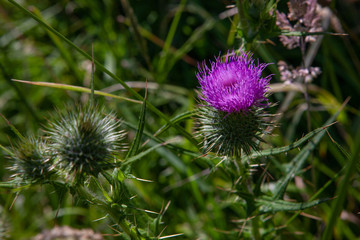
[196,51,272,157]
[9,136,54,183]
[47,105,125,181]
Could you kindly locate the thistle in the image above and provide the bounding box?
[196,51,272,157]
[9,136,54,183]
[46,105,125,181]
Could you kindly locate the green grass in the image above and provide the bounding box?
[0,0,359,239]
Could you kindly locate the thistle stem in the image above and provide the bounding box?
[118,218,141,240]
[251,215,261,240]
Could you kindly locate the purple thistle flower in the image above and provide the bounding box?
[196,51,271,113]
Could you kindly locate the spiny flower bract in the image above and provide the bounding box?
[9,136,54,183]
[197,105,271,156]
[196,50,272,157]
[197,51,271,113]
[47,105,125,180]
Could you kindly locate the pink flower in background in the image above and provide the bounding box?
[276,0,322,49]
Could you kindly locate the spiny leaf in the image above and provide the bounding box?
[272,100,347,200]
[244,123,335,161]
[256,197,329,214]
[322,122,360,240]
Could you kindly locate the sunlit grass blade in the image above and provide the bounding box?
[123,120,217,170]
[12,79,142,104]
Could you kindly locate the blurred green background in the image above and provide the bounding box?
[0,0,360,239]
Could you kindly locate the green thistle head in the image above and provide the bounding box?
[197,105,270,157]
[9,136,54,183]
[47,105,125,181]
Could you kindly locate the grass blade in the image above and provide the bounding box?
[125,90,147,159]
[7,0,197,146]
[12,79,142,104]
[0,113,24,140]
[122,138,180,167]
[321,125,360,239]
[157,0,187,76]
[153,110,195,138]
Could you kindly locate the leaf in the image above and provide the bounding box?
[91,177,112,203]
[157,0,187,75]
[0,143,14,156]
[125,93,147,160]
[256,197,329,214]
[122,138,181,167]
[272,100,347,200]
[0,113,25,140]
[243,123,335,161]
[153,110,195,138]
[322,121,360,240]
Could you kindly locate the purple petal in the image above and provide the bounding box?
[197,51,272,113]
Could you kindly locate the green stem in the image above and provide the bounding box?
[157,0,187,77]
[235,153,261,239]
[118,218,141,240]
[251,215,261,240]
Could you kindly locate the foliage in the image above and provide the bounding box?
[0,0,359,239]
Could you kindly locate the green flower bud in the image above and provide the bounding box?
[9,136,54,183]
[197,105,270,157]
[47,105,125,181]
